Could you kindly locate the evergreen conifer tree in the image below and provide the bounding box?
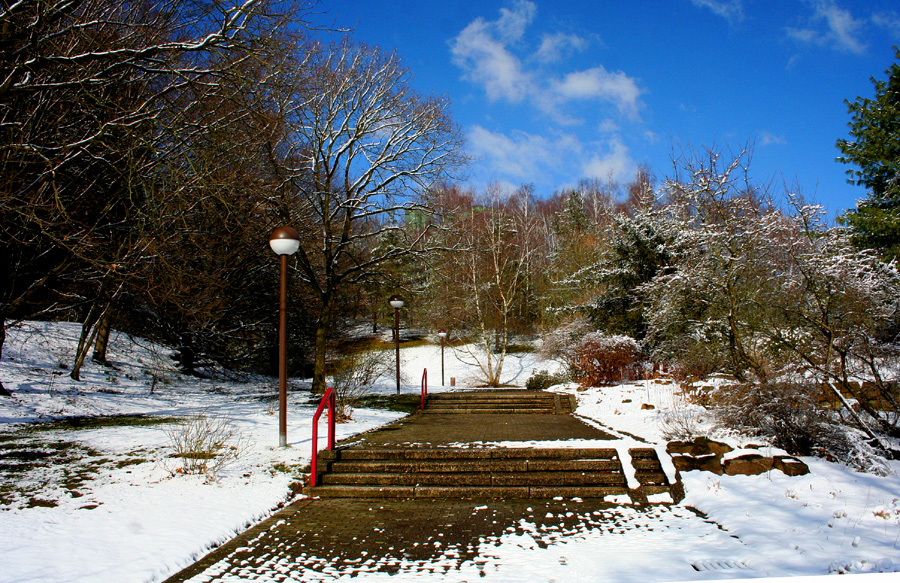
[836,48,900,261]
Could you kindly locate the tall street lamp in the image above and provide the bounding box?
[269,226,300,448]
[437,329,447,386]
[389,294,404,394]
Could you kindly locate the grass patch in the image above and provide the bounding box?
[271,461,308,475]
[357,393,421,414]
[505,343,536,354]
[27,414,179,432]
[115,457,148,469]
[0,433,131,509]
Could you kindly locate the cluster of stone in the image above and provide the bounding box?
[666,437,810,477]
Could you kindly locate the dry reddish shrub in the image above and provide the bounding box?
[568,333,643,386]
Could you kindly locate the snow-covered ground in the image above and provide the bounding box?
[1,321,898,583]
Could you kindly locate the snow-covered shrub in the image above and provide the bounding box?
[525,369,571,391]
[568,333,644,386]
[713,382,837,456]
[714,381,896,473]
[331,348,391,421]
[539,317,593,362]
[164,412,249,481]
[831,431,893,476]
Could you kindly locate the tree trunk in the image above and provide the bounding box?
[177,334,196,375]
[312,296,333,395]
[0,318,10,396]
[71,303,106,381]
[92,308,112,364]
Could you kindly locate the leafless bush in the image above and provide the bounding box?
[714,381,895,473]
[832,430,893,476]
[567,333,644,386]
[331,349,392,421]
[164,411,250,482]
[658,407,707,441]
[714,382,836,456]
[539,317,594,362]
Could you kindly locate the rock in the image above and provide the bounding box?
[773,455,810,476]
[622,398,632,403]
[666,437,733,458]
[671,453,723,474]
[640,403,655,410]
[723,454,773,476]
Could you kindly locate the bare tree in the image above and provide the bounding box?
[430,185,533,387]
[0,0,314,390]
[273,39,465,393]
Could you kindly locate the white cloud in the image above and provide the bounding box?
[467,125,560,180]
[451,2,642,122]
[582,137,634,183]
[535,32,588,63]
[598,119,620,134]
[467,125,635,187]
[552,67,641,119]
[759,131,786,146]
[494,0,537,43]
[787,1,867,54]
[690,0,745,23]
[872,12,900,38]
[449,1,536,103]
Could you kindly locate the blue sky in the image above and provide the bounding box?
[324,0,900,217]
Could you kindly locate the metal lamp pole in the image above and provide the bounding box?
[269,226,300,448]
[389,294,405,394]
[437,329,447,386]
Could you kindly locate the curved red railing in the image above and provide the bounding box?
[421,368,428,410]
[309,386,336,487]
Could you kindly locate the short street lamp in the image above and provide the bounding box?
[269,226,300,448]
[389,294,405,394]
[437,329,447,386]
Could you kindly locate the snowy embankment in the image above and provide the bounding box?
[0,322,409,582]
[548,381,900,580]
[0,322,556,582]
[2,322,899,583]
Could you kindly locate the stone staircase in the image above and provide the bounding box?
[423,390,575,415]
[304,389,681,502]
[308,445,676,501]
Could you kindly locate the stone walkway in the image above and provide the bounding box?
[163,391,667,582]
[163,497,723,582]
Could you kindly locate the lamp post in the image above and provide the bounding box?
[389,294,404,394]
[437,329,447,386]
[269,226,300,448]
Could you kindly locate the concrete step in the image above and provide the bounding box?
[308,443,679,502]
[630,448,669,486]
[424,391,574,415]
[307,445,652,499]
[321,471,626,487]
[428,398,555,404]
[320,458,623,474]
[321,447,618,461]
[421,408,555,415]
[429,394,555,400]
[426,402,554,408]
[309,484,630,499]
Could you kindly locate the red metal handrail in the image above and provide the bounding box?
[309,386,336,487]
[420,368,428,410]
